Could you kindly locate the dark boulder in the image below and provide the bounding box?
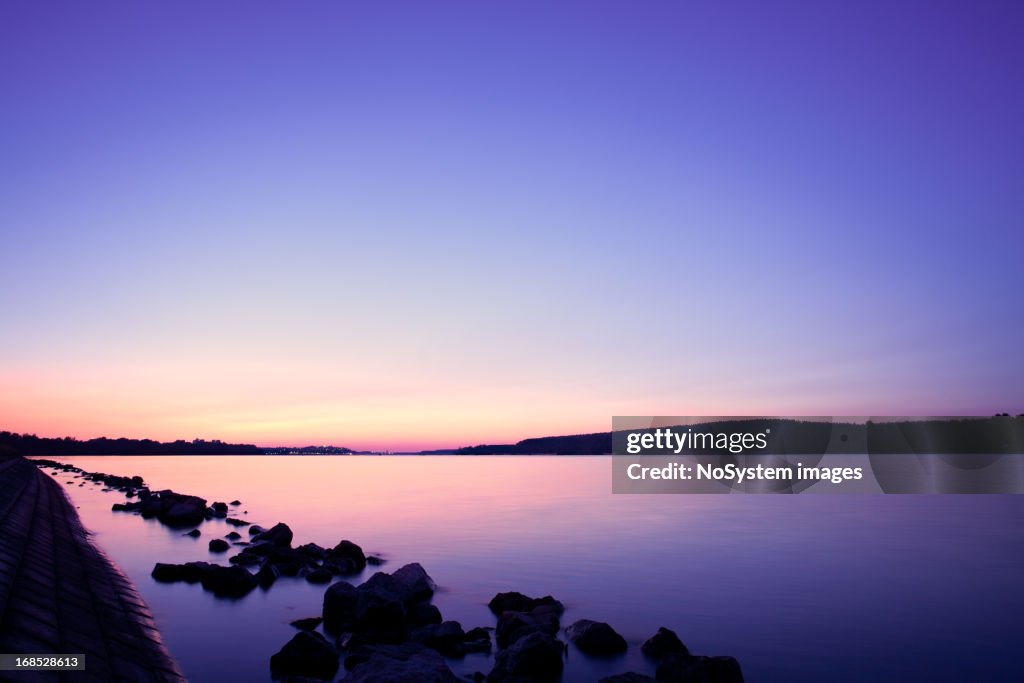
[290,617,323,631]
[656,653,743,683]
[230,499,242,505]
[159,494,208,527]
[211,501,228,515]
[423,620,465,657]
[326,540,366,571]
[270,631,339,681]
[488,631,564,682]
[185,529,201,538]
[249,524,266,536]
[225,531,242,540]
[209,539,230,553]
[342,647,460,683]
[230,551,263,567]
[254,522,293,547]
[151,562,212,583]
[297,543,327,560]
[200,565,257,598]
[462,627,492,654]
[408,602,442,627]
[306,568,333,584]
[323,581,360,632]
[566,619,627,656]
[226,517,251,527]
[488,592,564,616]
[366,555,385,566]
[495,606,561,649]
[256,563,280,589]
[642,627,689,660]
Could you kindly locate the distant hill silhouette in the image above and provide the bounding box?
[452,417,1024,455]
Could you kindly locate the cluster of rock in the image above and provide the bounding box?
[151,521,385,597]
[34,459,745,682]
[270,562,487,682]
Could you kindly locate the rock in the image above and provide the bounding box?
[306,568,333,584]
[366,555,385,566]
[211,501,228,515]
[225,531,242,540]
[230,499,242,505]
[423,620,465,657]
[566,619,628,656]
[256,563,280,589]
[382,563,435,602]
[254,522,293,546]
[327,540,367,571]
[226,517,251,527]
[342,648,460,683]
[343,642,426,671]
[249,524,266,536]
[270,631,339,680]
[185,529,201,538]
[323,581,360,632]
[488,592,564,616]
[462,627,492,654]
[495,606,561,649]
[297,543,327,560]
[230,552,263,567]
[642,627,689,660]
[151,562,212,583]
[408,602,442,627]
[159,494,208,527]
[200,565,257,598]
[209,539,230,553]
[488,631,564,682]
[290,617,323,631]
[656,653,744,683]
[600,675,658,683]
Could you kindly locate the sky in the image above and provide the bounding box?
[1,1,1022,450]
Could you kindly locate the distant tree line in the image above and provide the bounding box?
[0,431,263,456]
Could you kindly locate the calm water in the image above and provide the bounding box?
[37,456,1024,682]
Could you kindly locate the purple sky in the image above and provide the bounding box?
[1,2,1022,448]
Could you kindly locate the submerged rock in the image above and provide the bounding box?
[488,631,564,682]
[495,606,561,649]
[565,619,627,656]
[159,494,208,527]
[253,522,293,547]
[270,631,339,680]
[208,539,230,553]
[306,568,333,584]
[642,627,689,660]
[225,531,242,540]
[185,529,201,538]
[226,517,251,527]
[326,540,367,573]
[488,592,564,616]
[151,562,212,583]
[200,565,257,598]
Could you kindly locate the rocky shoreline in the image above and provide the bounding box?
[32,458,744,682]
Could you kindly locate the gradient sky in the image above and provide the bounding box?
[1,1,1022,450]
